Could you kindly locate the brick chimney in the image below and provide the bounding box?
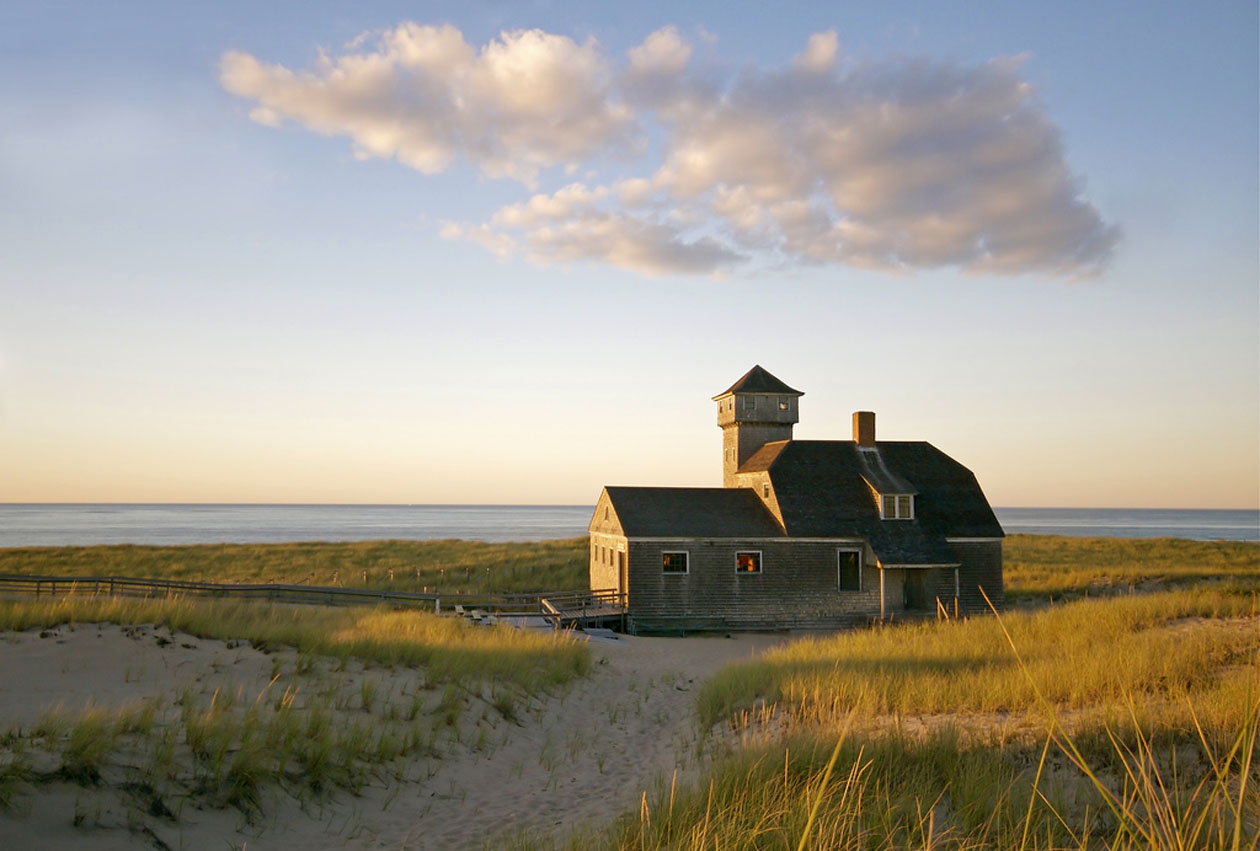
[853,411,876,447]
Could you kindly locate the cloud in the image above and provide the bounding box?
[220,24,634,186]
[480,183,743,276]
[224,27,1119,278]
[627,25,692,74]
[793,30,839,72]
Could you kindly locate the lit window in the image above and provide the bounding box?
[735,552,762,573]
[838,550,861,591]
[662,552,688,574]
[778,397,788,411]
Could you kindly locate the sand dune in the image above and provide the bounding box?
[0,623,789,850]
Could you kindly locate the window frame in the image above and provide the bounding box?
[661,551,689,575]
[735,550,763,574]
[879,493,915,520]
[837,548,862,591]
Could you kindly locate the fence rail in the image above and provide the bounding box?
[0,572,600,617]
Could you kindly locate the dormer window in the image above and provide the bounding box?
[880,494,914,520]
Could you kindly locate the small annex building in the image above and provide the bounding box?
[588,366,1005,632]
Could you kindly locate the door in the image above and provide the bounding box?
[903,569,928,610]
[618,552,628,606]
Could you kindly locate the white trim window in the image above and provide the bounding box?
[735,551,762,574]
[837,549,862,591]
[662,551,689,574]
[880,494,915,520]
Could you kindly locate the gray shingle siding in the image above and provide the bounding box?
[588,368,1004,631]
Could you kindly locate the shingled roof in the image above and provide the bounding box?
[600,487,786,538]
[740,440,1004,565]
[712,365,803,399]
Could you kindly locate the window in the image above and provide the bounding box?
[880,494,915,520]
[762,483,770,498]
[735,551,762,574]
[838,550,861,591]
[662,552,689,574]
[741,396,755,412]
[778,396,789,411]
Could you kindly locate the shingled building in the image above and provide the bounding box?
[588,366,1004,632]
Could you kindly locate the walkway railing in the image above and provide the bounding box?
[0,572,590,617]
[538,588,625,628]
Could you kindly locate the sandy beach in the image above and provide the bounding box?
[0,622,791,850]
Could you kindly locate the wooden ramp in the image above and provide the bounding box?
[539,589,626,630]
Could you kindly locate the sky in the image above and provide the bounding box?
[1,1,1256,509]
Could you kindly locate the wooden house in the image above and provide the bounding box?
[588,366,1004,632]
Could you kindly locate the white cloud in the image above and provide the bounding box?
[793,30,839,72]
[224,25,1119,278]
[220,24,634,186]
[627,26,692,74]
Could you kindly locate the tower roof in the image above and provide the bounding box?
[712,365,803,400]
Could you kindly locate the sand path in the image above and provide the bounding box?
[0,624,789,850]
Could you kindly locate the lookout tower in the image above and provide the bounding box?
[713,365,804,487]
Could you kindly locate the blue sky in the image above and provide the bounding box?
[1,1,1256,508]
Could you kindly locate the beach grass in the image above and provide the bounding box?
[1004,534,1259,602]
[696,586,1258,727]
[594,583,1259,850]
[598,696,1259,850]
[0,594,590,821]
[0,537,591,595]
[0,595,589,691]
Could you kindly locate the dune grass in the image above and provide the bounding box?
[1004,534,1259,602]
[0,595,588,691]
[697,586,1258,728]
[604,585,1260,851]
[599,696,1259,850]
[0,537,591,594]
[0,593,590,822]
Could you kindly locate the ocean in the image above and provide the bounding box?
[0,504,1256,548]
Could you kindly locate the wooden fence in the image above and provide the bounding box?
[0,572,617,620]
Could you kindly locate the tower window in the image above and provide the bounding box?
[778,397,789,411]
[762,483,770,498]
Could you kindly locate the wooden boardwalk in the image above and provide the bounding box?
[538,589,626,630]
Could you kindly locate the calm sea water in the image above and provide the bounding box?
[0,504,1256,548]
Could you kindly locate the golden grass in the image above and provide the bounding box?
[0,595,589,691]
[0,537,591,594]
[597,695,1259,850]
[1004,534,1259,602]
[698,587,1257,726]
